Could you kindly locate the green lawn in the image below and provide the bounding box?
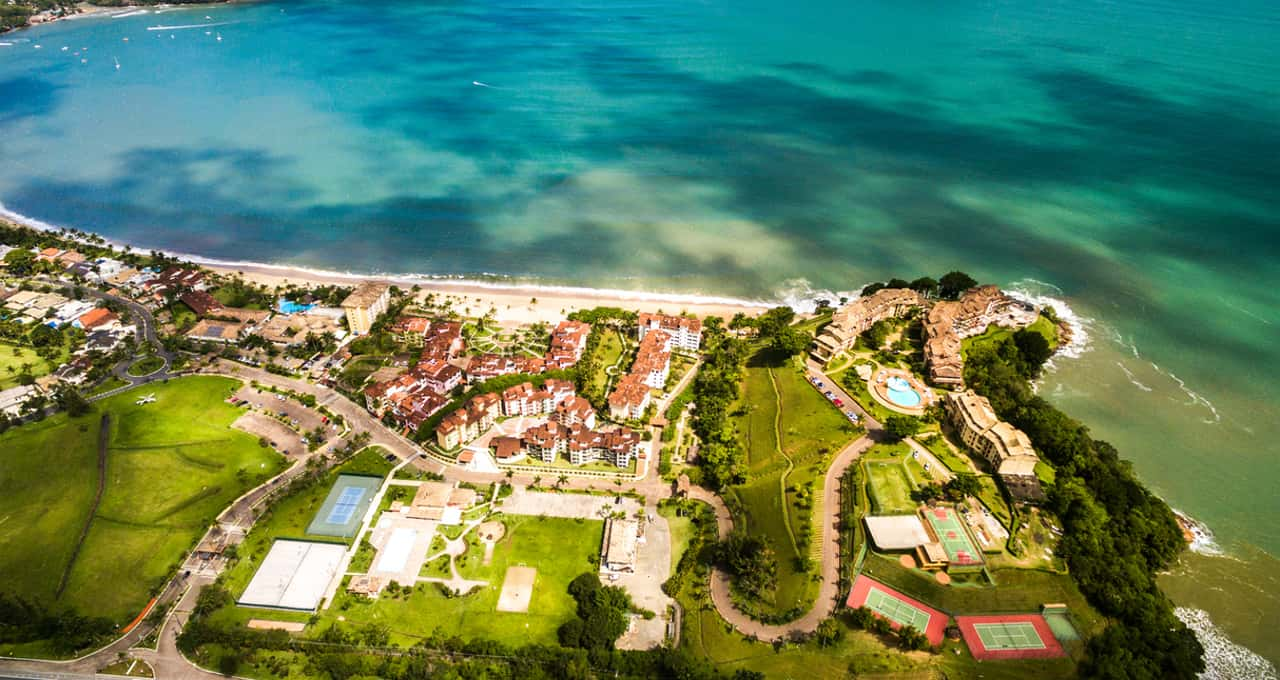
[962,314,1058,360]
[733,361,782,475]
[0,376,287,640]
[659,504,695,574]
[915,431,973,474]
[320,515,602,648]
[0,341,60,390]
[865,461,918,515]
[88,376,130,397]
[126,355,165,377]
[587,327,625,395]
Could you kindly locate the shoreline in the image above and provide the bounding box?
[201,260,772,324]
[0,208,770,324]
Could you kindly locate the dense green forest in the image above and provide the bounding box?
[964,332,1204,678]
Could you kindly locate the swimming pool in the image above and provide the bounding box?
[278,299,315,315]
[885,376,922,408]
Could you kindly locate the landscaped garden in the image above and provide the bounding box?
[0,376,287,657]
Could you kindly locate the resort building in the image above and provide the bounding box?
[465,354,547,384]
[601,518,640,573]
[810,288,923,362]
[388,316,432,345]
[922,286,1037,388]
[944,390,1043,500]
[638,313,702,354]
[75,308,120,332]
[492,420,642,469]
[407,480,477,523]
[500,379,575,417]
[545,319,592,368]
[555,395,597,429]
[180,290,224,317]
[608,374,652,421]
[434,393,501,450]
[632,330,672,389]
[340,281,391,335]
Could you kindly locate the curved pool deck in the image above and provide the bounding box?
[869,368,933,415]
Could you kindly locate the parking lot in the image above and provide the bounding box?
[233,386,332,435]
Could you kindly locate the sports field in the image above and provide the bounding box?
[866,461,917,515]
[923,506,983,566]
[846,574,947,645]
[0,376,286,643]
[312,514,603,647]
[957,614,1066,660]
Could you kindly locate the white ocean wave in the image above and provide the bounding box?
[1004,278,1093,361]
[1175,607,1277,680]
[1115,361,1154,392]
[1172,509,1223,556]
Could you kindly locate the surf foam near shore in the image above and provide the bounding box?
[1176,608,1277,680]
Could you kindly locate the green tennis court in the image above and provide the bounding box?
[865,586,932,631]
[923,506,983,566]
[973,622,1047,650]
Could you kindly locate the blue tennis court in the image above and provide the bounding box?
[327,487,367,525]
[306,474,384,539]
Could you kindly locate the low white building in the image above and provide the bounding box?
[0,384,41,417]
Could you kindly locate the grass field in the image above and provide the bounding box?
[865,461,918,515]
[728,353,855,618]
[0,341,62,390]
[0,376,287,639]
[318,514,602,647]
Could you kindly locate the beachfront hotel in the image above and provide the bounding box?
[340,281,391,335]
[638,313,703,354]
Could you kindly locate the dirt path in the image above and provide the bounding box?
[767,367,802,556]
[56,413,110,599]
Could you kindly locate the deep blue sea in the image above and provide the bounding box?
[1,0,1277,672]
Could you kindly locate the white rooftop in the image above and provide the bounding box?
[864,514,931,551]
[238,540,346,611]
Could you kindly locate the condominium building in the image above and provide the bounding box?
[638,313,702,354]
[922,285,1036,388]
[607,374,651,421]
[943,390,1040,478]
[810,288,922,362]
[498,420,641,468]
[545,320,592,368]
[340,282,391,335]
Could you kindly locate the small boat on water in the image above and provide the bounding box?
[114,57,121,70]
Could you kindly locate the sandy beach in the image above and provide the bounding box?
[204,261,769,325]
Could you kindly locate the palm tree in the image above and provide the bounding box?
[533,475,543,488]
[556,474,568,489]
[505,469,514,481]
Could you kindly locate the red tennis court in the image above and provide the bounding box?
[957,613,1066,660]
[846,575,947,645]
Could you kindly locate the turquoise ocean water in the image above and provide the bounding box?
[1,1,1277,673]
